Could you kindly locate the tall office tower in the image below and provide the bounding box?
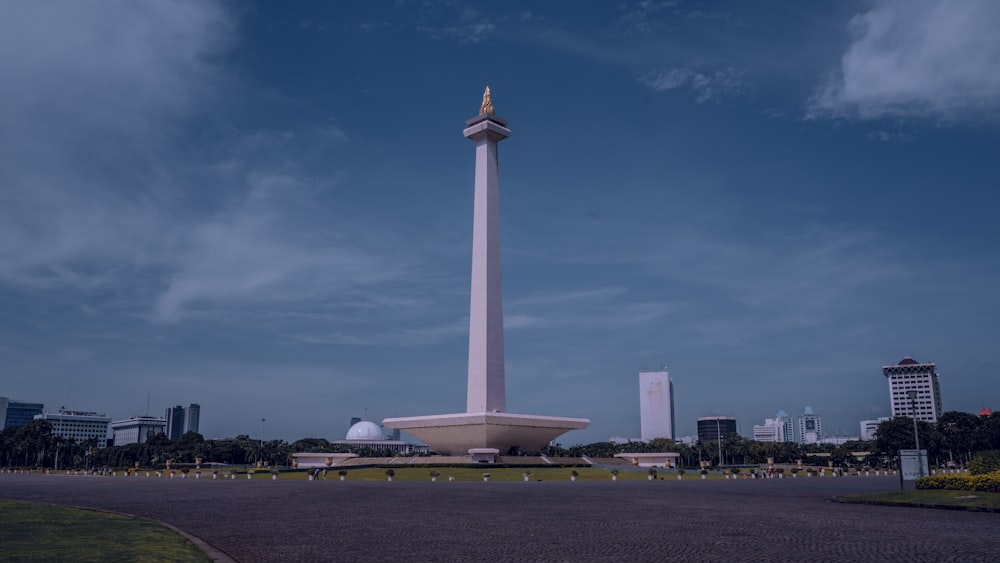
[798,407,823,444]
[639,369,675,441]
[882,356,943,423]
[752,410,795,442]
[184,404,201,434]
[777,410,795,442]
[164,405,185,439]
[697,416,737,443]
[0,397,44,430]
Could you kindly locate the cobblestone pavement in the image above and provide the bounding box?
[2,474,999,562]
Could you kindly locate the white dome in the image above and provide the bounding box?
[346,421,384,441]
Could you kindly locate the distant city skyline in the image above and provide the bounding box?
[2,1,998,444]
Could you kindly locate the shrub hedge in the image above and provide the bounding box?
[969,450,1000,475]
[916,471,1000,492]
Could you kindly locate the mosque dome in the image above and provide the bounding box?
[346,421,384,441]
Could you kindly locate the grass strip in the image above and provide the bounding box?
[0,500,211,562]
[835,490,1000,512]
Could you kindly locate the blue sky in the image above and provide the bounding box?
[2,0,998,444]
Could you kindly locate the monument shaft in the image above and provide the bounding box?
[464,114,510,413]
[382,88,587,456]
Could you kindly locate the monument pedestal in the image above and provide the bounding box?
[383,411,589,456]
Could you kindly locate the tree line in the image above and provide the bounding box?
[0,421,407,470]
[549,410,1000,468]
[3,410,997,470]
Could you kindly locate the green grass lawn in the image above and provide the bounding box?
[0,500,211,562]
[837,490,1000,511]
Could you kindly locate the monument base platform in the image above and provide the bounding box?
[383,412,589,456]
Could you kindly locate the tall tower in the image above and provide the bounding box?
[184,403,200,434]
[882,356,942,423]
[464,86,511,414]
[798,407,822,444]
[639,369,675,441]
[164,405,185,439]
[382,87,588,455]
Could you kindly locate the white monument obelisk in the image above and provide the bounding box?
[383,88,588,456]
[464,86,509,413]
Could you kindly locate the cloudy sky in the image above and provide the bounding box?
[2,0,998,444]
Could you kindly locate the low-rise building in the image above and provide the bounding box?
[860,417,890,441]
[36,409,110,446]
[111,415,167,446]
[332,420,417,454]
[753,410,795,442]
[697,416,737,443]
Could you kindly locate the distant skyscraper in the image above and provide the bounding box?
[184,404,200,435]
[777,410,794,442]
[697,416,737,443]
[164,405,185,439]
[752,410,795,442]
[798,407,822,444]
[0,397,44,431]
[164,404,201,438]
[639,369,675,441]
[882,356,942,423]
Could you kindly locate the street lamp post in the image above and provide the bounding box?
[906,390,922,478]
[260,418,266,468]
[716,419,723,467]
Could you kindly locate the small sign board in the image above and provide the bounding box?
[899,449,928,480]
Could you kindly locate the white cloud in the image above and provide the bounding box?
[867,130,913,143]
[0,1,410,327]
[152,174,397,322]
[639,68,693,91]
[416,7,497,45]
[810,0,1000,120]
[638,66,745,103]
[611,0,680,36]
[0,1,231,293]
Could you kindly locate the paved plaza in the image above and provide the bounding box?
[2,474,999,562]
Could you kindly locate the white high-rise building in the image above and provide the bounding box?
[798,407,822,444]
[882,357,943,423]
[860,417,890,441]
[753,410,795,442]
[36,409,110,446]
[639,369,675,441]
